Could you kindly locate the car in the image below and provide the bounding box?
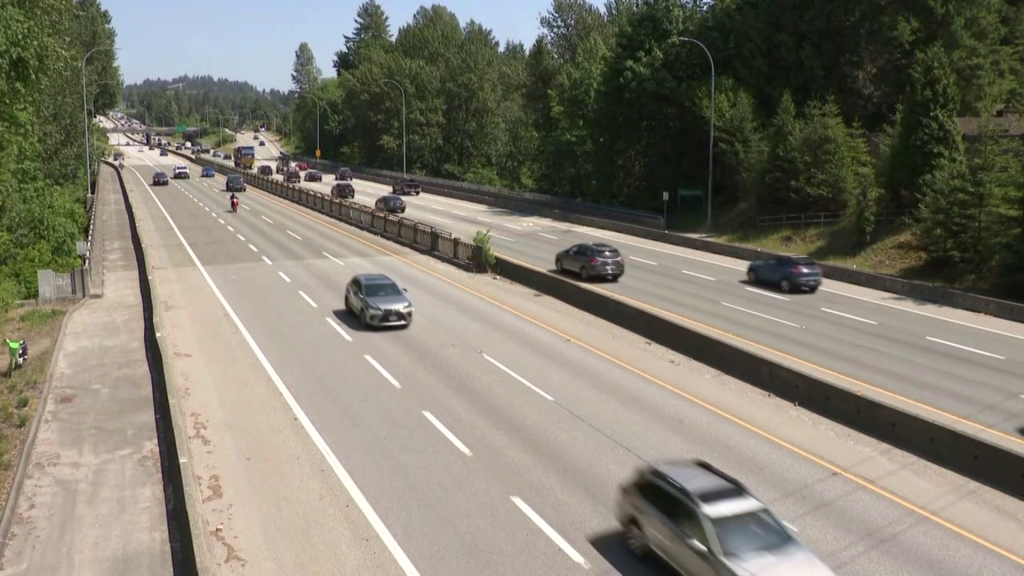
[331,182,355,199]
[225,174,246,192]
[172,165,190,179]
[334,167,353,181]
[175,144,183,151]
[148,145,155,150]
[296,162,309,171]
[304,170,322,182]
[257,165,273,177]
[201,166,216,178]
[152,171,169,186]
[555,243,624,281]
[159,149,168,156]
[391,177,421,195]
[746,255,822,293]
[344,273,413,329]
[259,140,266,146]
[112,152,124,161]
[138,147,145,152]
[284,169,301,184]
[617,459,835,576]
[375,195,406,214]
[213,150,222,158]
[254,134,260,140]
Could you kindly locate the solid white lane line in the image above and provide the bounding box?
[477,217,493,223]
[236,234,246,242]
[821,287,1024,342]
[422,411,472,456]
[821,307,878,325]
[682,270,716,281]
[481,353,554,400]
[925,337,1005,360]
[504,223,523,230]
[492,234,516,242]
[298,290,318,308]
[227,226,235,232]
[286,230,302,241]
[510,497,590,569]
[326,317,353,342]
[364,355,401,388]
[278,271,291,282]
[323,252,345,266]
[262,256,273,265]
[721,302,802,328]
[248,244,258,252]
[630,256,658,266]
[262,215,274,224]
[538,233,559,240]
[218,218,225,224]
[452,211,468,216]
[745,287,790,301]
[125,165,421,576]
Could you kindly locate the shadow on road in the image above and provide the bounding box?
[589,530,676,576]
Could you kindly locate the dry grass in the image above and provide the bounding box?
[0,305,70,506]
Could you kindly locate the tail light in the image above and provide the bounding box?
[590,258,599,265]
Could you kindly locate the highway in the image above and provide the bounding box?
[113,137,1024,575]
[223,134,1024,445]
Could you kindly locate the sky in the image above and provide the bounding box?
[107,0,572,91]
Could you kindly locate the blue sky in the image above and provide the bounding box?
[107,0,574,91]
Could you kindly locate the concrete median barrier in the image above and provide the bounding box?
[494,254,1024,501]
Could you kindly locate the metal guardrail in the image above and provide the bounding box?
[190,155,486,271]
[756,209,914,229]
[290,154,666,228]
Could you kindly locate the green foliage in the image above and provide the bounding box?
[0,0,117,307]
[292,41,322,93]
[473,229,496,271]
[15,412,28,429]
[14,394,28,410]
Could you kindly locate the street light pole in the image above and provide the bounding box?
[303,93,324,159]
[82,46,114,196]
[676,37,715,226]
[381,79,407,177]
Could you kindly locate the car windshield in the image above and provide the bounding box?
[792,257,817,266]
[228,176,242,182]
[595,248,621,258]
[155,172,166,177]
[711,509,793,557]
[363,282,402,298]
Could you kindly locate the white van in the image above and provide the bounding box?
[172,165,190,179]
[184,141,193,150]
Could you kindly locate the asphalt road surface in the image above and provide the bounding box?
[219,137,1024,448]
[112,141,1024,576]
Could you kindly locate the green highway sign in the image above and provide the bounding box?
[175,123,187,133]
[678,188,703,197]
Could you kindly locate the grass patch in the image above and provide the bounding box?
[0,304,69,500]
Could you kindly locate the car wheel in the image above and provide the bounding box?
[624,521,650,558]
[555,259,563,273]
[747,269,758,283]
[580,267,589,281]
[344,295,352,313]
[780,278,792,293]
[414,191,420,196]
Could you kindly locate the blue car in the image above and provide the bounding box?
[201,166,216,178]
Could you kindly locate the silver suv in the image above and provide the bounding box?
[617,460,835,576]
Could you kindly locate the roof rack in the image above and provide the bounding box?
[693,460,749,493]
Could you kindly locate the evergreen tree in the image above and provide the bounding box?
[333,0,392,76]
[291,42,322,93]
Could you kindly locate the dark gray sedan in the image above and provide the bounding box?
[746,255,822,293]
[375,194,406,214]
[331,182,355,199]
[555,242,625,281]
[344,274,413,328]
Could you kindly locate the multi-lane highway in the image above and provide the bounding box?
[111,137,1024,575]
[217,134,1024,446]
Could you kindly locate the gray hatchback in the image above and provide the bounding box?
[555,242,624,281]
[344,274,413,328]
[618,460,835,576]
[746,255,822,293]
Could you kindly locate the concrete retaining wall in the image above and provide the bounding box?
[495,255,1024,500]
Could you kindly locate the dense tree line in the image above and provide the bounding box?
[124,75,290,136]
[281,0,1024,293]
[0,0,121,309]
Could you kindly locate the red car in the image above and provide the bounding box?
[296,162,309,171]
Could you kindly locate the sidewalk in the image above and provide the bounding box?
[0,164,172,575]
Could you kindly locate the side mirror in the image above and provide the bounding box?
[402,287,408,293]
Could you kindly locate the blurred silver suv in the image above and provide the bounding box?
[617,460,835,576]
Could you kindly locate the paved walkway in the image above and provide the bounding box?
[0,164,172,575]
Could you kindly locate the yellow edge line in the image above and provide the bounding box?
[504,254,1024,448]
[230,178,1023,565]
